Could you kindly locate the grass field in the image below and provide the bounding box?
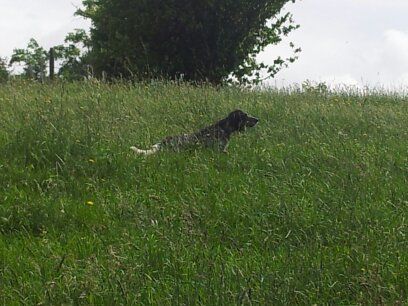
[0,81,407,305]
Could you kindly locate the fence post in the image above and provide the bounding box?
[49,47,55,80]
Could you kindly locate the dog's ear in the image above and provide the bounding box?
[218,110,248,132]
[228,110,247,131]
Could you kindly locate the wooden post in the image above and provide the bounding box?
[49,47,55,80]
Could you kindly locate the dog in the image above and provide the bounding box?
[130,109,259,155]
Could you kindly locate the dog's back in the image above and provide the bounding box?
[130,110,258,155]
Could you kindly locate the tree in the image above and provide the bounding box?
[9,39,48,80]
[55,29,92,80]
[9,33,91,81]
[0,57,9,82]
[77,0,300,85]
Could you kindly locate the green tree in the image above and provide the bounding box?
[0,57,9,82]
[55,29,91,80]
[9,39,48,80]
[77,0,300,85]
[9,33,91,81]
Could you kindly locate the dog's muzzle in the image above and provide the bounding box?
[247,116,259,127]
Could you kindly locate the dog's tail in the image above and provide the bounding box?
[130,143,161,155]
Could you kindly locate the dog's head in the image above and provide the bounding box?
[226,109,259,132]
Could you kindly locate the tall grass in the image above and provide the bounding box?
[1,80,407,304]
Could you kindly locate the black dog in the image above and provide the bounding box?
[130,109,258,155]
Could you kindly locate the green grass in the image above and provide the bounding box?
[1,80,407,305]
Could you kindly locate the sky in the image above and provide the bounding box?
[1,0,408,88]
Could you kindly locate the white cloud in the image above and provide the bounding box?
[321,74,360,87]
[262,0,408,88]
[357,29,408,87]
[383,29,408,66]
[0,0,88,58]
[398,73,408,86]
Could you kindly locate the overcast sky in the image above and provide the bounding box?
[1,0,408,88]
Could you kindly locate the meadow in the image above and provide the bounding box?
[0,81,407,305]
